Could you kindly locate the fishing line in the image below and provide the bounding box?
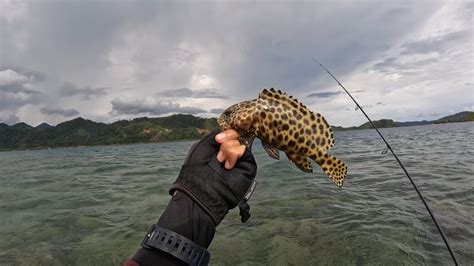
[312,58,459,266]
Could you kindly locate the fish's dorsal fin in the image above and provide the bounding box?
[259,88,308,109]
[259,87,335,151]
[261,139,279,160]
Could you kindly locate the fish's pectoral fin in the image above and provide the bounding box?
[286,152,313,173]
[261,140,279,160]
[312,152,347,187]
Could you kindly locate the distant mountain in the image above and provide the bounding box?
[0,114,218,151]
[11,122,33,130]
[35,123,53,129]
[434,111,474,124]
[1,111,472,151]
[332,111,474,131]
[395,120,432,127]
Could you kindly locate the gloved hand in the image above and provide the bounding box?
[169,130,257,225]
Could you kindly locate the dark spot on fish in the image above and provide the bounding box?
[294,132,299,139]
[316,137,320,144]
[277,107,282,112]
[317,118,321,123]
[288,140,296,147]
[321,138,326,146]
[310,113,315,120]
[289,120,296,125]
[318,151,323,157]
[281,114,288,120]
[296,114,302,120]
[306,140,311,146]
[303,119,309,125]
[310,143,316,149]
[282,124,289,130]
[305,129,311,135]
[298,137,304,143]
[325,131,329,138]
[292,110,298,116]
[268,114,273,120]
[277,134,283,142]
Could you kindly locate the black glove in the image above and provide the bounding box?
[169,130,257,225]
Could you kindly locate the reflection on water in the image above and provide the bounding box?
[0,122,473,265]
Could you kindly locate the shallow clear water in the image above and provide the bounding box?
[0,122,473,265]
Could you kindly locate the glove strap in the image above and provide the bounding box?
[141,224,210,266]
[238,179,257,223]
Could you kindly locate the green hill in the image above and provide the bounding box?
[331,111,474,131]
[434,111,474,124]
[1,111,472,151]
[0,114,219,150]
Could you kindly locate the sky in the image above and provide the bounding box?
[0,0,472,127]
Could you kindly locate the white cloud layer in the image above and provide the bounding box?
[0,0,472,126]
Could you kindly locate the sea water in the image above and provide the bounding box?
[0,122,473,265]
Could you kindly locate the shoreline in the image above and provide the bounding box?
[2,121,472,152]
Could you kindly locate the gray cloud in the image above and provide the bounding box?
[373,57,439,73]
[401,30,470,55]
[306,91,342,98]
[210,108,225,114]
[160,88,227,99]
[0,69,43,111]
[0,68,40,94]
[2,1,471,126]
[306,90,364,98]
[1,114,20,125]
[60,82,108,100]
[40,107,80,117]
[110,98,206,116]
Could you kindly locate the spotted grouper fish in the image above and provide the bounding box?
[218,88,347,187]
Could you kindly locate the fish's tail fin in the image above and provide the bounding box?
[310,153,347,187]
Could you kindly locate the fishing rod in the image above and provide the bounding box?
[312,58,459,266]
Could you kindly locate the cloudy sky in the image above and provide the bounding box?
[1,0,472,127]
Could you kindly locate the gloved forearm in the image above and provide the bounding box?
[127,191,215,266]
